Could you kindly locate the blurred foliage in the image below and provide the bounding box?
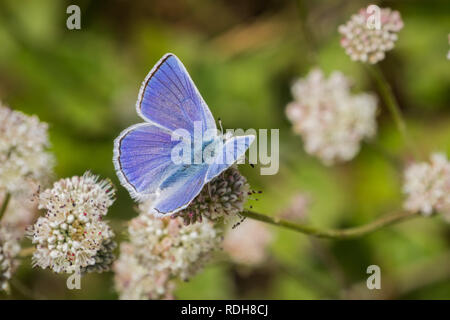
[0,0,449,299]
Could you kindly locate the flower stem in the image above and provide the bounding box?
[366,65,419,158]
[240,210,420,239]
[0,192,11,221]
[296,0,318,64]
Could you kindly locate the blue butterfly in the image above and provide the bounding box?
[113,53,255,216]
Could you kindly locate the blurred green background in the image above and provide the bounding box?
[0,0,449,299]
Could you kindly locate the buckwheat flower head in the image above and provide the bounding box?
[403,153,450,218]
[223,219,272,266]
[0,104,54,195]
[28,172,116,273]
[128,211,222,281]
[171,166,250,225]
[286,69,377,165]
[338,6,403,64]
[0,226,20,292]
[113,243,175,300]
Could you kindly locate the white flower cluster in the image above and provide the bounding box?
[28,172,116,273]
[114,243,175,300]
[0,226,20,292]
[223,219,272,266]
[0,104,54,195]
[114,210,222,299]
[403,153,450,218]
[286,69,377,165]
[129,211,221,280]
[338,6,403,64]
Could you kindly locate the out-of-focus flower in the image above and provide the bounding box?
[0,189,39,294]
[338,6,403,64]
[128,211,221,281]
[279,192,311,221]
[0,193,38,238]
[403,153,450,218]
[28,172,116,273]
[286,69,377,165]
[171,166,250,225]
[223,219,272,266]
[0,104,54,195]
[0,226,20,292]
[114,243,175,300]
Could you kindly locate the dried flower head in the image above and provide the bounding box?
[80,229,116,274]
[113,243,175,300]
[28,172,116,273]
[223,219,272,266]
[286,69,377,165]
[0,104,54,195]
[338,6,403,64]
[128,212,221,281]
[403,153,450,218]
[171,166,250,225]
[0,226,20,292]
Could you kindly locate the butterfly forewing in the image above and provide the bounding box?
[136,53,216,135]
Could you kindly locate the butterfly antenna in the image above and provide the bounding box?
[232,214,246,229]
[243,155,255,168]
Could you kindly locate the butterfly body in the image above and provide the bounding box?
[113,53,254,216]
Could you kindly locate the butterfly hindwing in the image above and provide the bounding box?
[206,135,255,182]
[152,164,210,215]
[113,123,181,201]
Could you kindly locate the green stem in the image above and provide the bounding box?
[240,210,420,240]
[296,0,318,65]
[366,65,419,158]
[0,192,11,220]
